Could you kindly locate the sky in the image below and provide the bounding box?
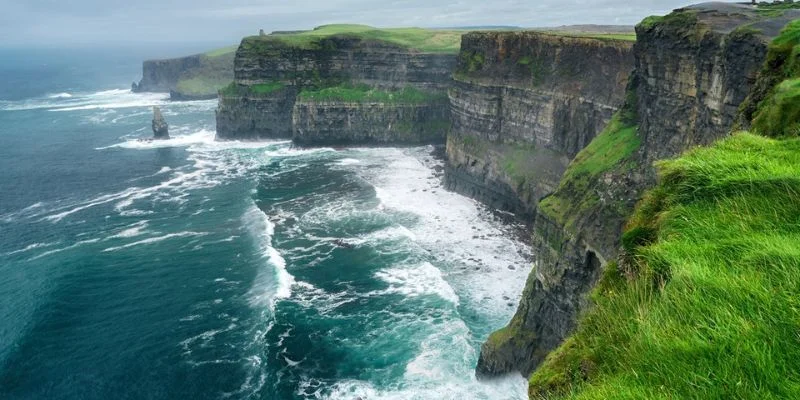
[0,0,732,47]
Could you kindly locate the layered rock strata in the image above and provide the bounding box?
[475,3,800,385]
[445,31,634,220]
[215,36,456,143]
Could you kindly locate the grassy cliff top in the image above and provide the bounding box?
[530,14,800,399]
[531,132,800,399]
[532,30,636,42]
[204,45,238,58]
[244,24,464,53]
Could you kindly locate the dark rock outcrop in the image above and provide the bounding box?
[215,35,456,143]
[152,106,169,139]
[474,2,800,384]
[292,100,450,146]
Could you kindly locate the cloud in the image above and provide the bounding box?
[0,0,705,46]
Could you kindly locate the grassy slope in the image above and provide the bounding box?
[173,46,237,97]
[248,24,464,53]
[531,133,800,399]
[539,93,640,231]
[528,16,800,400]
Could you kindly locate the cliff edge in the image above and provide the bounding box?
[473,2,800,397]
[215,25,459,144]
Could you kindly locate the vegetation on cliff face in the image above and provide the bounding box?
[749,20,800,137]
[539,90,640,232]
[528,18,800,400]
[529,133,800,399]
[247,24,463,53]
[219,82,285,97]
[173,50,236,98]
[297,84,446,104]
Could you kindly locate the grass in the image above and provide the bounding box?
[529,132,800,399]
[752,78,800,136]
[175,76,231,96]
[172,51,235,97]
[297,84,446,104]
[539,32,636,42]
[756,1,800,17]
[502,144,538,186]
[246,24,463,53]
[204,45,237,58]
[539,112,640,229]
[219,81,285,97]
[749,20,800,137]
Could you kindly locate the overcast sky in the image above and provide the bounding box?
[0,0,729,47]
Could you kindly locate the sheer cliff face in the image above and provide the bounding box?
[215,36,455,142]
[634,6,770,167]
[445,32,633,218]
[135,56,204,92]
[474,4,787,384]
[234,37,455,90]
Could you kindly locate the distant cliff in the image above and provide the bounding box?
[215,25,459,143]
[133,48,235,100]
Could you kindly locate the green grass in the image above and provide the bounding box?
[756,2,800,17]
[219,81,285,97]
[540,32,637,42]
[529,132,800,399]
[297,84,446,104]
[204,45,237,58]
[246,24,463,53]
[539,112,640,229]
[752,78,800,136]
[749,20,800,137]
[502,144,538,186]
[175,76,231,96]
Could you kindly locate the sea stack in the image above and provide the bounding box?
[152,106,169,139]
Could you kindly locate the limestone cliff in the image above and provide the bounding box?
[445,31,634,220]
[215,34,456,142]
[133,50,235,100]
[473,2,800,386]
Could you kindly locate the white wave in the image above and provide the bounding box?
[28,238,101,261]
[348,146,533,321]
[98,129,216,150]
[108,221,149,239]
[47,92,72,99]
[336,158,361,165]
[373,262,460,305]
[119,209,155,217]
[4,242,59,256]
[102,231,206,252]
[244,204,295,311]
[1,88,167,112]
[321,374,528,400]
[263,146,335,158]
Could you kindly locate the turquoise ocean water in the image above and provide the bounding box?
[0,48,531,399]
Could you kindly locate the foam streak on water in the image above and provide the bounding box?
[0,80,532,399]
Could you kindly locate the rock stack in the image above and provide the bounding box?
[152,106,169,139]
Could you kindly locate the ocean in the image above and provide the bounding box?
[0,48,530,399]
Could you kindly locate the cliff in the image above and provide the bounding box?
[133,47,235,100]
[445,31,634,220]
[472,1,800,394]
[215,25,459,143]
